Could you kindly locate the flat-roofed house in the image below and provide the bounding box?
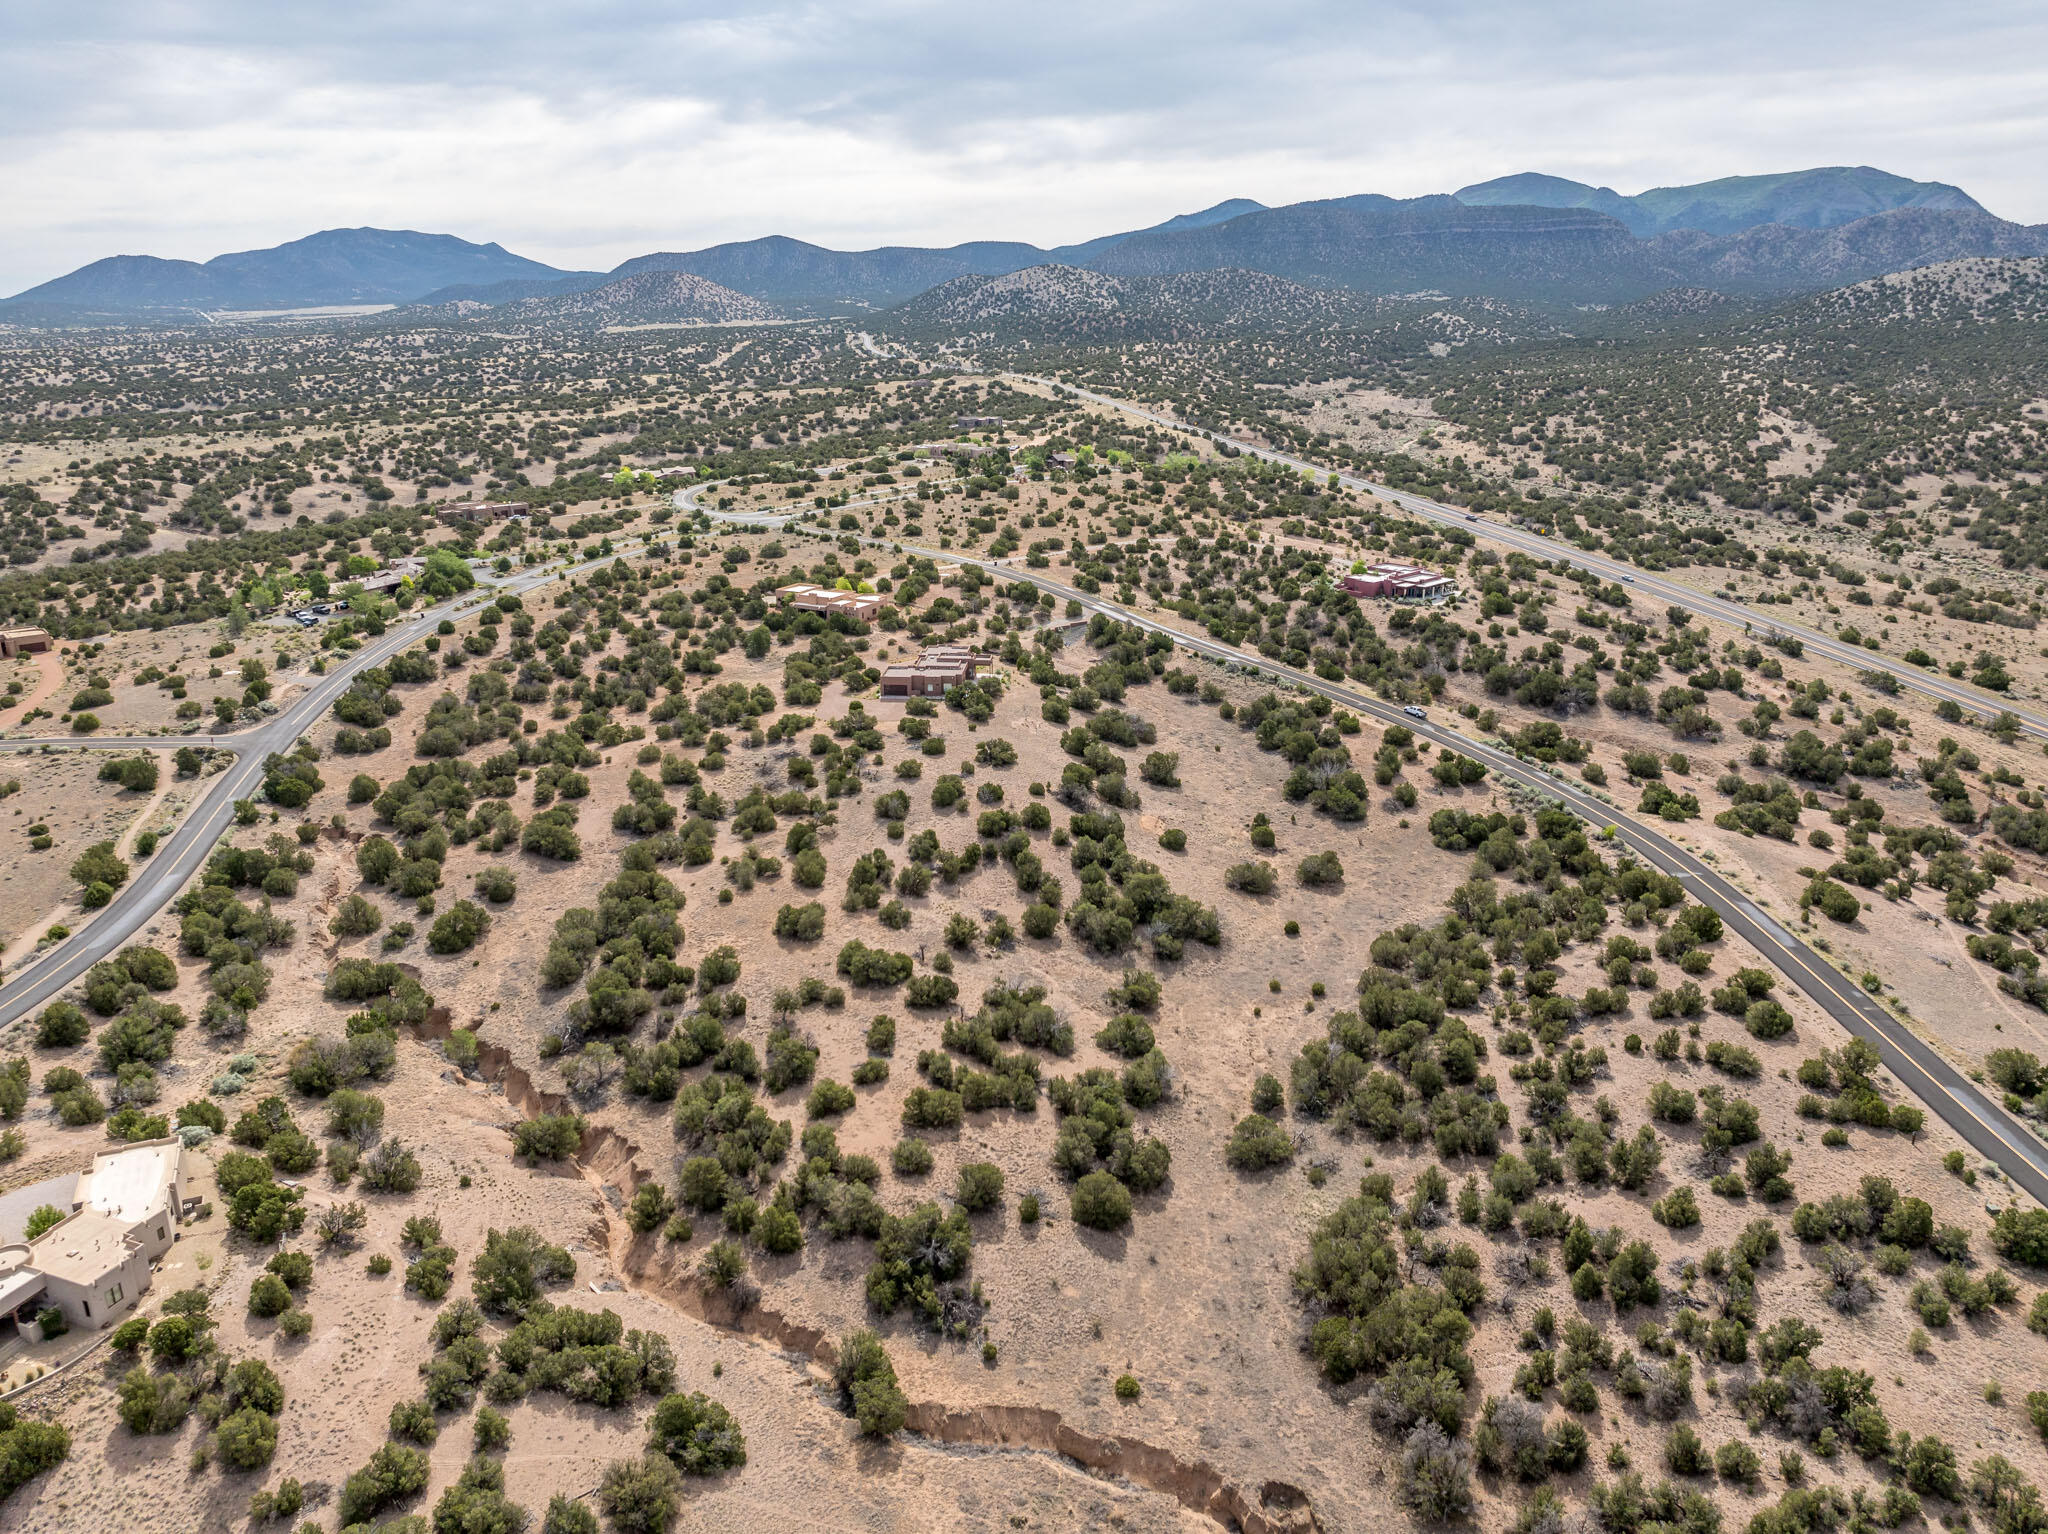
[437,500,526,525]
[1340,563,1455,602]
[880,661,969,698]
[75,1138,187,1263]
[917,645,990,676]
[0,626,52,659]
[776,583,885,621]
[0,1138,192,1333]
[879,646,992,698]
[23,1210,149,1332]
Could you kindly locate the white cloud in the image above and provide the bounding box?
[3,0,2043,293]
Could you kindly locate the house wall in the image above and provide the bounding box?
[38,1244,148,1331]
[0,630,52,658]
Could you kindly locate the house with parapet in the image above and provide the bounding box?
[0,1138,195,1335]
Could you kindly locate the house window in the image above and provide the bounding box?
[157,1225,165,1242]
[82,1300,90,1317]
[107,1284,124,1307]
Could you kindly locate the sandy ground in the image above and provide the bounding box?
[0,749,197,969]
[6,527,2048,1532]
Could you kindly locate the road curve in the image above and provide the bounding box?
[1005,373,2048,742]
[0,547,638,1029]
[689,488,2048,1208]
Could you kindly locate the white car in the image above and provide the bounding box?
[1403,705,1428,720]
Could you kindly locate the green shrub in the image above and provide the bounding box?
[835,1328,908,1436]
[247,1273,292,1318]
[598,1453,683,1534]
[646,1392,746,1474]
[805,1079,856,1118]
[955,1162,1005,1213]
[1225,1113,1295,1170]
[513,1113,584,1162]
[1071,1171,1133,1230]
[336,1441,431,1526]
[892,1138,934,1175]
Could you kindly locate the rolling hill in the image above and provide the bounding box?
[887,264,1365,330]
[494,270,779,328]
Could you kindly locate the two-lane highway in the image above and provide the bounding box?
[0,543,647,1028]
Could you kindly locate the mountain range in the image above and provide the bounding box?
[5,168,2042,323]
[1451,165,1983,237]
[0,229,578,320]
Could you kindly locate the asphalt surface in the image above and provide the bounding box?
[0,545,639,1029]
[686,483,2048,1208]
[1006,373,2048,743]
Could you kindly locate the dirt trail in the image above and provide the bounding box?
[405,1010,1322,1534]
[8,652,65,726]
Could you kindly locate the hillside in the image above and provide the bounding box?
[0,228,586,315]
[1804,254,2048,323]
[1649,207,2048,295]
[886,264,1377,338]
[494,269,780,328]
[612,235,1043,312]
[1457,165,1987,235]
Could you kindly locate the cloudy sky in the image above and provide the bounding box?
[4,0,2044,293]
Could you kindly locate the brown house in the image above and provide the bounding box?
[880,646,991,698]
[437,500,526,525]
[0,627,52,658]
[777,582,885,621]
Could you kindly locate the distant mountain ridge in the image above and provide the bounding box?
[1086,195,2048,304]
[1454,166,1984,236]
[3,228,591,316]
[605,199,1267,310]
[5,170,2042,323]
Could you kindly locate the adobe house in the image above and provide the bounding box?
[0,627,52,659]
[0,1138,193,1334]
[437,500,525,525]
[776,583,885,621]
[1340,563,1456,602]
[880,646,992,698]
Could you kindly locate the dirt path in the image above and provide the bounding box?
[5,652,65,730]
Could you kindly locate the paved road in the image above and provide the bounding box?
[1004,373,2048,742]
[0,545,643,1029]
[687,486,2048,1208]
